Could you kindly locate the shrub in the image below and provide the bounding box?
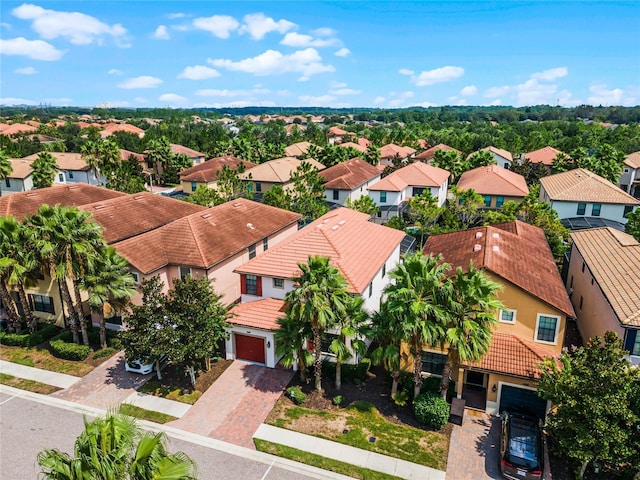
[332,395,344,406]
[50,339,90,361]
[93,347,115,359]
[285,386,306,405]
[413,392,450,429]
[109,337,123,350]
[51,330,73,343]
[0,324,59,347]
[321,358,371,384]
[392,390,410,406]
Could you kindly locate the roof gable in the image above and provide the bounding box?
[525,146,564,166]
[368,162,449,192]
[320,158,381,190]
[625,151,640,169]
[414,143,460,162]
[179,156,257,183]
[457,165,529,196]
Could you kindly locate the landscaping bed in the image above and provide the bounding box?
[138,358,233,404]
[0,344,105,376]
[0,372,61,394]
[118,404,177,424]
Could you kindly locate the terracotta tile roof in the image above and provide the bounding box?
[414,143,460,162]
[625,151,640,170]
[229,298,286,330]
[570,227,640,326]
[368,162,449,192]
[119,149,146,162]
[284,141,313,157]
[525,146,565,166]
[114,199,301,274]
[7,158,35,179]
[479,146,513,162]
[100,123,144,138]
[320,158,381,190]
[328,126,351,136]
[540,168,640,204]
[417,139,429,149]
[179,156,257,183]
[462,333,557,379]
[338,141,367,153]
[22,152,91,172]
[79,192,205,244]
[379,143,416,159]
[457,165,529,197]
[0,123,37,135]
[235,208,404,294]
[0,184,126,221]
[424,221,574,317]
[357,138,372,149]
[170,144,205,158]
[238,157,325,184]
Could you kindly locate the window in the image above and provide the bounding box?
[191,182,197,191]
[484,195,492,207]
[421,351,447,376]
[382,263,386,278]
[263,238,268,251]
[576,203,586,215]
[535,314,560,344]
[592,203,602,216]
[496,196,505,208]
[30,294,55,314]
[633,335,640,356]
[499,309,516,324]
[5,179,10,188]
[570,275,574,289]
[68,171,74,179]
[105,315,122,325]
[179,266,191,280]
[146,160,154,169]
[255,182,262,193]
[332,190,339,201]
[321,333,340,354]
[248,244,256,259]
[58,173,64,182]
[368,282,373,298]
[377,211,382,218]
[131,272,139,283]
[579,296,584,310]
[624,205,634,217]
[273,278,284,289]
[245,275,258,295]
[380,191,387,203]
[624,168,630,173]
[582,261,585,273]
[412,187,425,197]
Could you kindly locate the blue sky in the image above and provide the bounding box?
[1,1,638,109]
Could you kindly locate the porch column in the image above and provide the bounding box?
[456,367,464,399]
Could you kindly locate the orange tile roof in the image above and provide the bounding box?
[462,333,557,379]
[0,184,126,221]
[328,126,351,136]
[22,152,91,172]
[570,228,640,326]
[379,143,416,159]
[368,162,449,192]
[357,138,372,149]
[114,199,301,274]
[170,144,205,158]
[119,149,146,162]
[540,168,640,204]
[525,146,565,166]
[179,156,257,183]
[338,141,367,153]
[424,220,574,317]
[479,146,513,162]
[414,143,460,162]
[235,208,405,294]
[625,151,640,170]
[79,192,205,244]
[229,298,286,330]
[284,141,313,157]
[457,165,529,197]
[100,123,144,138]
[320,158,381,190]
[0,123,37,135]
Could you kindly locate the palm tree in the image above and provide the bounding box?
[329,295,368,390]
[275,312,313,382]
[31,151,58,189]
[81,139,121,186]
[0,218,23,331]
[80,247,136,349]
[369,302,405,399]
[438,262,503,399]
[384,252,449,398]
[284,256,351,391]
[0,148,12,196]
[37,412,197,480]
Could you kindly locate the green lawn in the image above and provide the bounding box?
[0,373,61,394]
[138,380,202,405]
[118,404,178,424]
[0,345,94,376]
[254,439,403,480]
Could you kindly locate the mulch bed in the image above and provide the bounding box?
[153,358,233,394]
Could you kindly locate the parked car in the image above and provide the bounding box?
[124,354,167,375]
[500,411,544,480]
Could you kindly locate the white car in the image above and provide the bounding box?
[124,354,167,375]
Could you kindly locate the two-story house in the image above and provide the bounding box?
[379,143,416,167]
[284,141,314,159]
[170,144,206,166]
[523,146,565,174]
[619,151,640,198]
[237,157,325,197]
[457,165,529,209]
[414,143,461,165]
[367,162,449,223]
[228,208,405,367]
[564,227,640,365]
[327,126,354,145]
[320,158,382,207]
[423,221,575,417]
[470,146,513,169]
[21,152,104,186]
[179,156,257,195]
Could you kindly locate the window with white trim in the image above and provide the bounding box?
[273,278,284,289]
[499,309,516,324]
[30,294,55,314]
[248,244,256,259]
[179,266,191,280]
[535,314,560,344]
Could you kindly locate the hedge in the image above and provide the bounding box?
[0,324,60,347]
[49,339,90,361]
[321,358,371,384]
[413,392,450,429]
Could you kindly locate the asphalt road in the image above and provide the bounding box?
[0,389,346,480]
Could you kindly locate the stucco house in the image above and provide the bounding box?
[457,165,529,209]
[284,141,314,159]
[327,126,354,145]
[170,144,206,166]
[523,146,565,174]
[423,221,574,417]
[237,157,325,196]
[320,158,382,207]
[379,143,416,166]
[22,152,105,187]
[470,146,513,169]
[564,227,640,365]
[179,156,257,195]
[367,162,449,223]
[539,168,640,229]
[414,143,461,165]
[619,151,640,198]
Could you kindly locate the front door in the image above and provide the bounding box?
[462,370,487,410]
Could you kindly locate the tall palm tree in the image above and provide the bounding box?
[0,218,23,331]
[31,151,58,189]
[438,262,503,399]
[384,252,449,398]
[275,312,313,382]
[284,256,351,391]
[80,246,136,349]
[329,295,368,390]
[369,302,406,398]
[0,148,12,196]
[37,412,197,480]
[81,139,121,186]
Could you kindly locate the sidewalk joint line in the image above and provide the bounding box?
[260,457,276,480]
[0,393,20,406]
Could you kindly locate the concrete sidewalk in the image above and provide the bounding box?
[0,359,80,388]
[123,391,191,418]
[254,423,446,480]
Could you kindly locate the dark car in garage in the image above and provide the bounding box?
[500,411,544,480]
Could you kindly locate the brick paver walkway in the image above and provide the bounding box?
[446,410,502,480]
[168,361,293,449]
[51,352,150,409]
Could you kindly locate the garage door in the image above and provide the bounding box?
[235,334,266,364]
[499,385,547,419]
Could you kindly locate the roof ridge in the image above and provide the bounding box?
[495,167,528,193]
[318,227,357,289]
[186,214,209,266]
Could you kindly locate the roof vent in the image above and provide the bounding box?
[475,231,483,238]
[492,233,500,239]
[25,192,38,197]
[133,195,144,200]
[473,244,482,252]
[331,225,340,230]
[247,223,255,229]
[492,245,500,252]
[202,213,212,219]
[338,220,346,225]
[94,205,106,210]
[233,202,242,207]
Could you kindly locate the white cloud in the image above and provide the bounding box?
[387,90,414,107]
[167,13,186,19]
[298,76,310,82]
[280,32,338,48]
[399,68,414,76]
[411,66,464,86]
[0,37,64,61]
[416,101,438,107]
[12,3,129,47]
[14,66,37,74]
[178,65,220,80]
[193,15,239,38]
[514,78,558,105]
[172,25,189,32]
[134,97,148,103]
[490,99,502,106]
[118,75,163,89]
[195,88,270,97]
[531,67,568,81]
[108,68,123,75]
[159,93,189,106]
[193,100,264,108]
[460,85,477,96]
[298,94,337,106]
[313,27,335,37]
[587,84,634,106]
[99,100,130,108]
[152,25,170,40]
[334,48,350,57]
[1,22,11,29]
[373,96,385,104]
[388,98,405,107]
[239,13,295,40]
[330,88,361,95]
[0,97,36,105]
[209,48,334,80]
[484,85,510,98]
[331,81,347,88]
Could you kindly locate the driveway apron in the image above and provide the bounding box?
[168,361,293,449]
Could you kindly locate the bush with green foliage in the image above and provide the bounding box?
[0,324,59,347]
[93,347,115,359]
[332,395,344,406]
[285,386,307,405]
[413,392,450,429]
[49,339,90,361]
[322,359,371,384]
